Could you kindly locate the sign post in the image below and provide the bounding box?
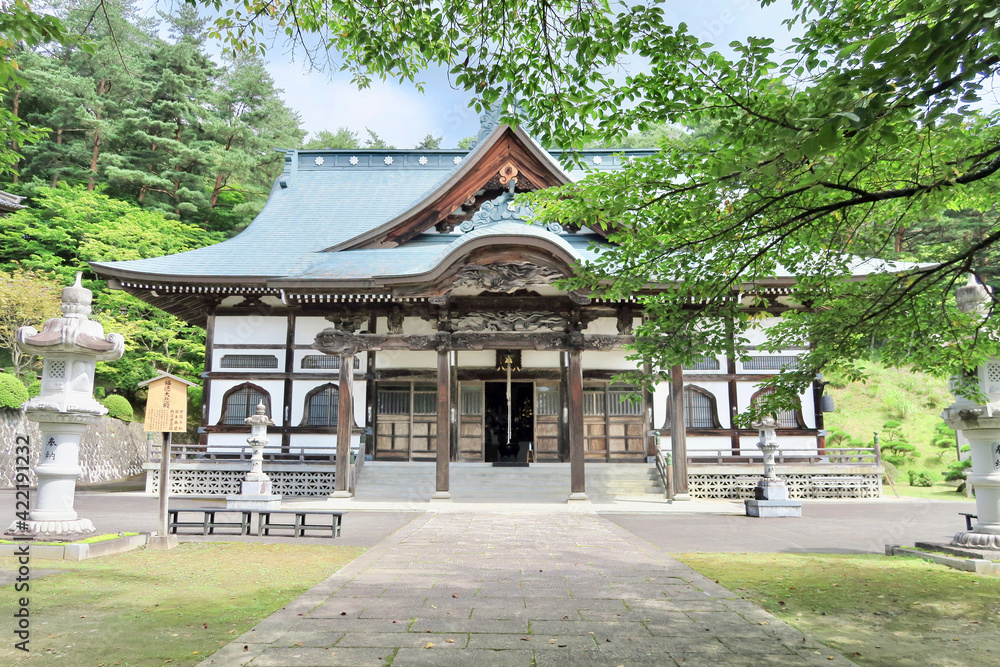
[139,372,196,549]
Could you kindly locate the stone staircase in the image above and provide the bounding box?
[353,461,665,503]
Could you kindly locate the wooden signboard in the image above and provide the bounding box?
[140,372,196,433]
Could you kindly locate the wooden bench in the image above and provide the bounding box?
[810,475,864,497]
[256,510,344,538]
[960,512,978,530]
[168,508,251,535]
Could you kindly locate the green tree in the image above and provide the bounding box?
[0,267,61,378]
[303,127,360,149]
[0,185,217,392]
[363,128,395,149]
[206,52,304,230]
[415,133,442,150]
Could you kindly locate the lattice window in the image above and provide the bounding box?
[608,386,643,417]
[683,357,720,371]
[742,355,800,371]
[461,386,483,415]
[750,386,804,428]
[987,361,1000,384]
[664,385,721,429]
[583,388,606,416]
[219,383,271,425]
[303,383,338,426]
[536,385,559,416]
[301,355,360,370]
[413,384,437,415]
[49,360,66,378]
[220,354,278,369]
[377,384,410,415]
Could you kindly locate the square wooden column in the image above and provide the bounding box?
[432,348,452,500]
[568,349,587,501]
[333,351,354,497]
[670,364,691,500]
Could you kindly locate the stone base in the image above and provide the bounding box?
[5,518,95,538]
[147,535,179,550]
[671,493,692,502]
[331,490,354,499]
[225,494,282,511]
[952,531,1000,550]
[567,492,590,503]
[754,478,789,500]
[492,461,529,467]
[430,491,453,502]
[745,499,802,518]
[240,479,273,496]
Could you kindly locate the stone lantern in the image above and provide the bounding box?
[745,416,802,517]
[940,276,1000,549]
[226,402,282,511]
[5,273,124,537]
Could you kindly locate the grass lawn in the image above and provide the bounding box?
[678,552,1000,667]
[1,541,364,665]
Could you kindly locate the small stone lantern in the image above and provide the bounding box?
[745,416,802,517]
[226,402,282,511]
[5,273,124,537]
[940,276,1000,549]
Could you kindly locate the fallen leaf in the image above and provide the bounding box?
[446,639,455,644]
[521,637,531,642]
[425,642,435,649]
[340,612,347,616]
[452,594,459,598]
[243,646,248,652]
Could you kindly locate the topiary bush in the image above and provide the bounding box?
[907,470,934,487]
[0,374,28,410]
[27,379,40,398]
[102,394,134,421]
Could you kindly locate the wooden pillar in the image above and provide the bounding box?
[670,364,691,500]
[432,348,452,500]
[568,349,587,501]
[334,350,354,497]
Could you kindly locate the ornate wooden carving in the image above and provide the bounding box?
[454,262,564,293]
[498,161,519,185]
[324,314,368,333]
[451,311,564,332]
[616,305,634,335]
[387,307,404,334]
[313,329,634,354]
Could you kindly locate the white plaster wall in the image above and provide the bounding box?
[522,351,561,368]
[457,350,496,367]
[734,379,814,428]
[652,381,670,428]
[685,436,734,454]
[208,378,285,426]
[742,316,782,346]
[582,350,636,371]
[290,379,367,426]
[289,433,337,453]
[376,350,436,369]
[214,316,287,345]
[212,348,285,373]
[583,317,620,335]
[294,316,333,345]
[689,355,727,374]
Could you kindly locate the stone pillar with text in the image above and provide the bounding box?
[5,273,124,537]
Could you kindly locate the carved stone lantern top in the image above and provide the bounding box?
[245,401,274,428]
[16,272,125,360]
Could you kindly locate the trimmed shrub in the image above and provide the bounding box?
[27,379,40,398]
[907,470,934,487]
[102,394,134,421]
[0,374,28,410]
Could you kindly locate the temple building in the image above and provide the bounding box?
[90,115,884,501]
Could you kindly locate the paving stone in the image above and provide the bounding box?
[248,646,391,666]
[409,618,530,634]
[335,632,468,648]
[392,647,534,667]
[272,630,345,647]
[467,633,599,650]
[528,620,652,637]
[295,618,413,633]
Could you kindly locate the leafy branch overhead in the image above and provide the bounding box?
[195,0,1000,416]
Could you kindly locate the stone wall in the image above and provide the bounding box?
[0,410,147,488]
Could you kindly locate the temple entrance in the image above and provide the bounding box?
[484,381,534,463]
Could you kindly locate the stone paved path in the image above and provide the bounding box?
[204,512,854,667]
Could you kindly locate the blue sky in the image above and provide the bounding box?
[265,1,798,148]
